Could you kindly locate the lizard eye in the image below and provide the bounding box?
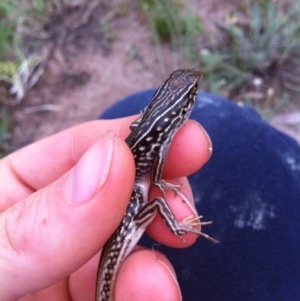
[185,74,197,84]
[182,108,187,115]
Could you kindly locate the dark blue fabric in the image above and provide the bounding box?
[100,90,300,301]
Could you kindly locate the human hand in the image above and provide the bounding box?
[0,116,211,301]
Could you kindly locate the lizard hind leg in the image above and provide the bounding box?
[134,196,218,245]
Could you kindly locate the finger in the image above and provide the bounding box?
[163,120,212,177]
[0,117,210,209]
[69,247,181,301]
[0,118,133,209]
[17,279,70,301]
[69,253,99,301]
[115,248,181,301]
[0,133,135,301]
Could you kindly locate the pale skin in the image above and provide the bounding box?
[0,116,212,301]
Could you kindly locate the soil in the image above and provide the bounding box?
[3,0,300,151]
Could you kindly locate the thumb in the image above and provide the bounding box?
[0,132,135,300]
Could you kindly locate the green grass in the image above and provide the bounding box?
[0,0,110,157]
[0,0,57,157]
[139,0,300,115]
[0,1,18,58]
[0,0,54,81]
[139,0,202,42]
[0,0,62,62]
[138,0,203,72]
[0,109,11,158]
[1,0,300,158]
[199,0,300,109]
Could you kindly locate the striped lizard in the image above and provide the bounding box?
[96,69,218,301]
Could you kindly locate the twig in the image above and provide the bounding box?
[71,0,101,29]
[22,104,62,114]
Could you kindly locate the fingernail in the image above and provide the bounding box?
[191,120,213,162]
[65,132,114,204]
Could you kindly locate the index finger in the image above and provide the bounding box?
[0,117,211,205]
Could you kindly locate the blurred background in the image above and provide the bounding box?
[1,0,300,157]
